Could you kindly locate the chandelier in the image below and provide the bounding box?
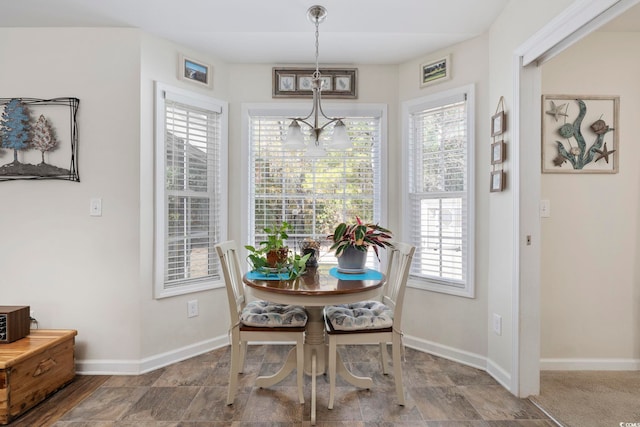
[283,5,352,156]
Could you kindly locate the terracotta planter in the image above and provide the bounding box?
[266,247,288,268]
[337,246,367,272]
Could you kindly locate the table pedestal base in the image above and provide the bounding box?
[254,306,372,425]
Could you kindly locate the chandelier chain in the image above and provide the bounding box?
[314,19,320,77]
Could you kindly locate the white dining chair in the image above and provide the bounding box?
[324,241,415,409]
[215,240,307,405]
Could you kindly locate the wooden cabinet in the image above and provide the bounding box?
[0,329,77,424]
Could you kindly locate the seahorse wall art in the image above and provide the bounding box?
[543,96,618,173]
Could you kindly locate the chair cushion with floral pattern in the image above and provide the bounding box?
[240,300,308,328]
[324,301,393,331]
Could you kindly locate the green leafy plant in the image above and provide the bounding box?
[245,222,310,279]
[328,216,393,260]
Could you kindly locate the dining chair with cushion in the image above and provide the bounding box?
[215,240,307,405]
[324,241,415,409]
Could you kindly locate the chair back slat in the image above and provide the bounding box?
[215,241,246,326]
[382,242,415,329]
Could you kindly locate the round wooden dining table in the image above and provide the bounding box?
[243,265,386,425]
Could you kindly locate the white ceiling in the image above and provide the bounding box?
[0,0,511,64]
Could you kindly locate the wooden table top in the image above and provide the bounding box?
[243,265,385,297]
[0,329,77,369]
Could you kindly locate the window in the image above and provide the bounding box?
[403,85,475,297]
[154,82,227,298]
[243,104,386,268]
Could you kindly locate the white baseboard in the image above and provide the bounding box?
[403,334,512,390]
[76,335,229,375]
[403,334,486,370]
[540,358,640,371]
[486,358,511,389]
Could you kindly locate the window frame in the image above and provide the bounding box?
[240,103,388,268]
[401,84,475,298]
[154,82,228,298]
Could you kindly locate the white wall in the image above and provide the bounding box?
[540,31,640,367]
[137,34,232,361]
[0,28,232,372]
[397,34,491,365]
[0,28,144,363]
[487,0,575,390]
[2,1,611,383]
[225,63,399,244]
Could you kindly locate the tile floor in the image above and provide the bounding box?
[52,345,556,426]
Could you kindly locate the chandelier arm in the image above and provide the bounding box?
[292,118,315,129]
[281,5,352,151]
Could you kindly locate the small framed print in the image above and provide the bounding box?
[298,75,314,91]
[320,76,332,91]
[491,111,506,136]
[178,54,212,88]
[420,55,450,87]
[490,170,505,192]
[273,68,357,98]
[491,141,506,165]
[335,75,351,91]
[278,74,296,92]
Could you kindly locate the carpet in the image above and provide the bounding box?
[529,370,640,427]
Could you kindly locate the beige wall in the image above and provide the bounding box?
[0,28,232,371]
[0,26,497,371]
[138,34,232,360]
[3,0,617,382]
[541,31,640,366]
[397,34,491,364]
[0,28,144,363]
[487,0,575,387]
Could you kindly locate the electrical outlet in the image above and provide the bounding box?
[187,300,199,318]
[492,313,502,336]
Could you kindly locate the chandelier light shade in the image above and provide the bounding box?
[282,5,353,154]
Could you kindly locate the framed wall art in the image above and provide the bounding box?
[0,97,80,182]
[420,55,450,88]
[491,141,506,165]
[490,96,507,192]
[490,170,505,192]
[541,95,619,173]
[272,68,357,98]
[178,54,213,88]
[491,111,506,137]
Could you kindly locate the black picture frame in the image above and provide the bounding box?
[0,97,80,182]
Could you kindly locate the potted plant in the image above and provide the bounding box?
[328,216,393,272]
[245,222,310,279]
[300,237,321,268]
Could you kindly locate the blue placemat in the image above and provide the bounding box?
[329,267,383,281]
[246,270,290,281]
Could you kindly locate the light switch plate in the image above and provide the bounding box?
[540,199,550,218]
[90,198,102,216]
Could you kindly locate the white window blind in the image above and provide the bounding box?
[155,83,227,298]
[405,86,474,297]
[248,112,383,266]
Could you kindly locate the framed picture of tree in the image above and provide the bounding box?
[0,97,80,181]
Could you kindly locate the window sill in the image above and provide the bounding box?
[407,276,474,298]
[154,278,225,299]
